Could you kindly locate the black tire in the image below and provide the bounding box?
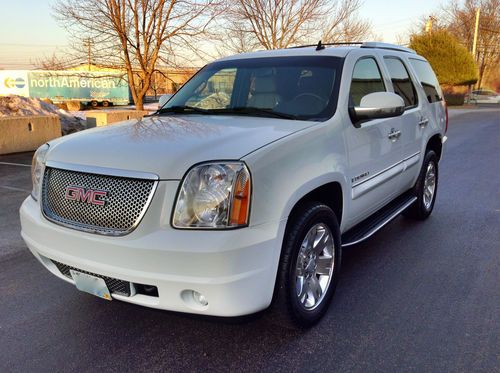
[90,100,99,108]
[102,100,110,107]
[403,150,439,220]
[267,202,342,329]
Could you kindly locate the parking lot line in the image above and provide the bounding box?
[0,185,31,193]
[0,162,31,167]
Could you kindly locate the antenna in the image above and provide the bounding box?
[316,40,325,51]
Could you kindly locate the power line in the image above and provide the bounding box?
[0,43,67,47]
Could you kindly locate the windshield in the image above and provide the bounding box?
[160,56,343,121]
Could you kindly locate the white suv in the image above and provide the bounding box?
[20,42,447,327]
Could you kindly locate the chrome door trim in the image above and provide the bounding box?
[351,151,420,200]
[352,162,404,200]
[352,151,421,187]
[353,159,403,188]
[402,151,421,170]
[403,151,421,162]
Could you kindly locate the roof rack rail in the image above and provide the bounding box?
[288,41,363,50]
[361,42,416,54]
[286,41,416,54]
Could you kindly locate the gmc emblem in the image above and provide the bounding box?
[64,186,109,206]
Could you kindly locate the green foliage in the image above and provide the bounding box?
[410,30,478,86]
[443,92,465,106]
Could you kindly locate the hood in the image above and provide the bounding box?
[47,114,315,179]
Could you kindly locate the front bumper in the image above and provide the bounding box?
[20,186,286,317]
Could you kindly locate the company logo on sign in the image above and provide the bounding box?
[4,77,26,89]
[30,75,118,89]
[64,186,109,206]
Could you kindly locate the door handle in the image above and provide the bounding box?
[388,129,401,141]
[418,118,429,128]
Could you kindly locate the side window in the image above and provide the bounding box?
[349,57,385,107]
[384,57,418,108]
[409,59,443,103]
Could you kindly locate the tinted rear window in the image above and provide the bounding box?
[384,57,418,108]
[409,59,443,103]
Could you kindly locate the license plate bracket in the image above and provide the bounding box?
[70,269,112,301]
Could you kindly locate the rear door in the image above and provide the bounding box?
[382,56,423,191]
[344,54,404,225]
[404,58,447,188]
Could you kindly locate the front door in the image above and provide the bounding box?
[345,56,403,226]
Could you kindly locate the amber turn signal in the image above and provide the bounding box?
[230,171,251,226]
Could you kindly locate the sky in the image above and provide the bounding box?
[362,0,443,41]
[0,0,444,69]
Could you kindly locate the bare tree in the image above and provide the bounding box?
[441,0,499,88]
[223,22,261,54]
[223,0,371,53]
[34,53,73,70]
[31,53,80,70]
[225,0,328,50]
[321,0,371,43]
[53,0,222,110]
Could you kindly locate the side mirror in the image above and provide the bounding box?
[349,92,405,127]
[158,94,173,109]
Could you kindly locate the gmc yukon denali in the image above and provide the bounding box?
[20,42,447,327]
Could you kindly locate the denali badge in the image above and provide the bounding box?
[352,171,370,183]
[64,186,109,206]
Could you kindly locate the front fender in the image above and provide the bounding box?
[242,120,349,230]
[279,173,348,227]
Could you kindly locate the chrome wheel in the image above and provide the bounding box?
[295,223,335,310]
[423,162,436,209]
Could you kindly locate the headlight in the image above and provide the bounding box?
[173,162,251,229]
[31,143,50,201]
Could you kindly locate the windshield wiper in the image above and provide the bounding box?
[155,105,299,120]
[157,105,212,115]
[216,107,298,120]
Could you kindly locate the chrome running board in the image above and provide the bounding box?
[342,192,417,248]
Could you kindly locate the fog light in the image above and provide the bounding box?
[193,291,208,306]
[180,289,209,309]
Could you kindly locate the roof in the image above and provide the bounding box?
[217,46,353,62]
[216,42,416,63]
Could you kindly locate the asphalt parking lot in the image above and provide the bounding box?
[0,107,499,372]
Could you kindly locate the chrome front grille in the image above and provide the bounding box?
[41,166,157,235]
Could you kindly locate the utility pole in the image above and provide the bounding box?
[83,38,92,70]
[425,16,436,34]
[472,8,480,60]
[470,8,481,92]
